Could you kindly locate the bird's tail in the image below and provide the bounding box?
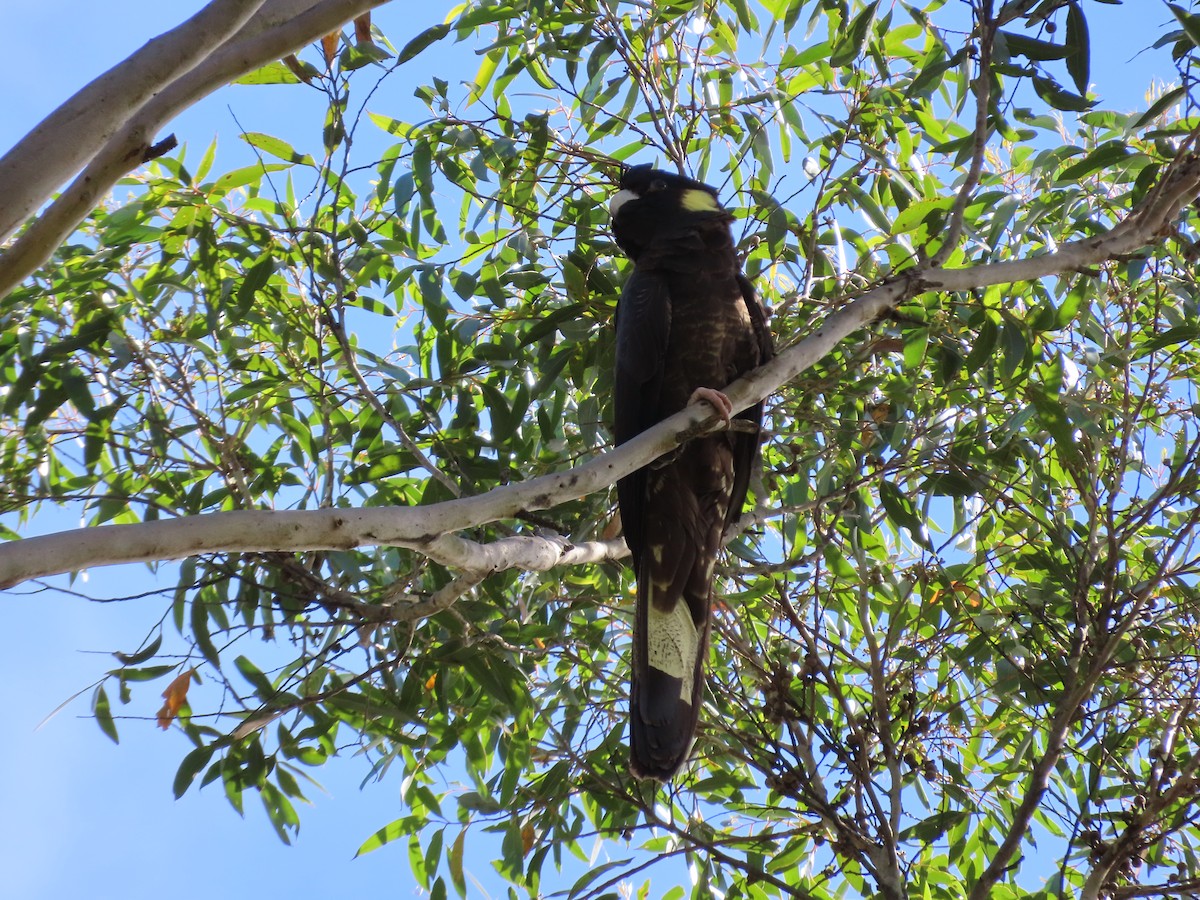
[629,566,713,780]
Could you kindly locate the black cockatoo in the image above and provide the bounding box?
[608,165,773,780]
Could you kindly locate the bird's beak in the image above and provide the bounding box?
[609,188,638,218]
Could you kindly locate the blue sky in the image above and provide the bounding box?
[0,2,1191,899]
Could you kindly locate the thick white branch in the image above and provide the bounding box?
[925,150,1200,292]
[0,0,271,244]
[2,155,1198,590]
[0,396,727,589]
[422,534,629,573]
[0,0,390,298]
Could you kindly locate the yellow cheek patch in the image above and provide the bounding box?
[681,189,720,212]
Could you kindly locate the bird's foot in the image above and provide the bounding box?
[690,387,733,425]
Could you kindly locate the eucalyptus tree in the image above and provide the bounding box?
[4,1,1200,897]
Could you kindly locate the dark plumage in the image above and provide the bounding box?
[609,164,773,780]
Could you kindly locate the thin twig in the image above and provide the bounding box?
[930,0,994,269]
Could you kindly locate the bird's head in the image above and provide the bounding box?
[608,164,725,259]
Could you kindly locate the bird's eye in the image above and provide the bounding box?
[649,179,667,192]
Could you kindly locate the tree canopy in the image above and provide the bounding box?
[6,0,1200,897]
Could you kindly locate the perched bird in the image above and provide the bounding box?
[609,164,773,780]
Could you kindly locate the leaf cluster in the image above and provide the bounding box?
[8,0,1200,897]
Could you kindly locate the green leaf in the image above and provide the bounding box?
[1000,321,1028,381]
[235,655,275,697]
[115,664,177,683]
[1057,140,1131,182]
[339,41,392,70]
[397,23,451,64]
[1136,85,1185,127]
[1169,3,1200,49]
[920,472,979,498]
[425,828,444,886]
[1028,388,1085,472]
[210,163,288,197]
[479,381,515,441]
[237,255,276,310]
[728,0,757,32]
[903,329,928,369]
[965,316,999,373]
[892,197,952,241]
[112,632,163,666]
[999,31,1067,62]
[1136,325,1200,358]
[1031,75,1093,112]
[830,1,879,67]
[369,113,419,139]
[191,596,221,668]
[409,832,428,886]
[901,810,970,842]
[879,480,930,548]
[449,829,467,897]
[241,132,316,167]
[93,685,119,744]
[468,49,503,106]
[194,139,217,184]
[822,545,857,579]
[568,859,633,898]
[1055,285,1084,330]
[234,61,304,85]
[173,745,215,798]
[1064,1,1090,96]
[357,817,409,856]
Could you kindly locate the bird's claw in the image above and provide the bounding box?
[690,387,733,425]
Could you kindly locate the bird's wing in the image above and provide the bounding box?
[723,274,775,535]
[614,265,671,568]
[739,272,775,367]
